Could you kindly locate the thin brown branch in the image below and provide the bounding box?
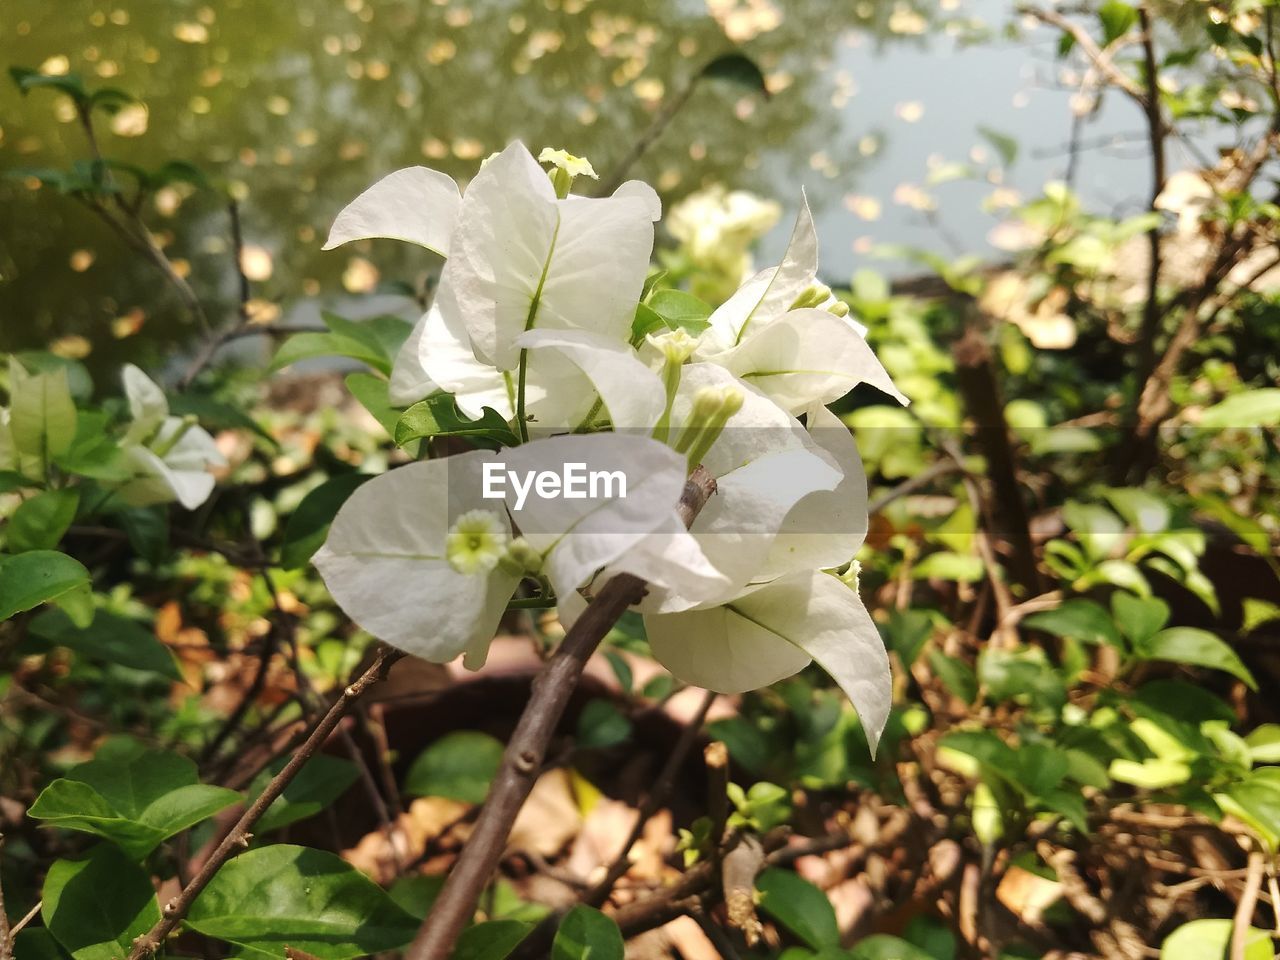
[126,648,404,959]
[1231,848,1265,960]
[404,467,719,960]
[1134,5,1167,393]
[1019,6,1147,104]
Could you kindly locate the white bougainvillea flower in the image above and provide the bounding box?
[645,569,893,753]
[757,403,870,580]
[116,365,225,510]
[666,184,781,281]
[707,307,908,413]
[313,454,521,666]
[568,363,843,615]
[443,141,660,370]
[315,433,690,666]
[324,166,462,256]
[697,193,822,355]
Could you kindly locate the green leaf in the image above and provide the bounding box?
[395,394,519,449]
[42,844,161,960]
[1098,2,1138,44]
[254,754,361,834]
[1109,757,1191,790]
[404,731,504,804]
[1159,918,1272,960]
[452,921,533,960]
[272,330,389,375]
[848,934,936,960]
[29,739,239,858]
[912,551,984,583]
[1198,389,1280,428]
[1111,593,1169,647]
[1138,627,1257,689]
[7,489,79,552]
[976,126,1018,167]
[1025,598,1122,648]
[169,394,278,448]
[344,371,401,436]
[54,413,129,482]
[0,550,91,623]
[29,608,183,680]
[9,67,89,105]
[9,358,77,479]
[630,302,667,344]
[645,289,713,333]
[552,906,624,960]
[698,52,769,97]
[13,928,73,960]
[1245,725,1280,764]
[755,868,840,950]
[576,700,632,749]
[1219,773,1280,851]
[186,845,419,959]
[280,473,372,570]
[928,650,977,704]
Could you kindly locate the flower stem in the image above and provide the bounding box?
[403,467,719,960]
[514,349,530,443]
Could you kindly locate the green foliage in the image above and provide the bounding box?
[395,395,520,449]
[29,738,239,858]
[41,844,161,960]
[28,608,183,679]
[252,754,362,833]
[185,845,419,958]
[404,731,506,804]
[552,906,624,960]
[279,473,372,569]
[755,868,840,950]
[0,550,92,625]
[575,699,632,749]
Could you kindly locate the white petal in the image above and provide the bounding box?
[159,421,227,471]
[701,192,818,350]
[586,511,733,614]
[646,570,892,754]
[323,166,461,256]
[759,404,869,579]
[683,447,840,607]
[313,455,519,662]
[493,434,686,598]
[713,309,908,413]
[444,142,658,370]
[416,299,513,419]
[117,445,214,510]
[388,312,438,407]
[122,363,169,444]
[515,329,666,430]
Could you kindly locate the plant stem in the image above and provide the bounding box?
[403,467,718,960]
[126,648,404,959]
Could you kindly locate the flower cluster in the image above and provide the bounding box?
[316,142,907,751]
[0,359,224,511]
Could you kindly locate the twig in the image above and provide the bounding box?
[6,902,39,945]
[721,834,765,945]
[404,467,719,960]
[1019,6,1147,103]
[585,688,717,905]
[867,460,962,515]
[595,80,698,197]
[689,906,744,960]
[125,648,404,959]
[1133,6,1167,396]
[1231,848,1264,960]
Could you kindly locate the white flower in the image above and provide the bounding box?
[666,184,781,281]
[314,433,690,668]
[115,365,225,510]
[693,194,908,413]
[324,166,462,256]
[537,147,598,180]
[644,569,893,753]
[442,141,660,371]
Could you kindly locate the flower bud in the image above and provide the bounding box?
[828,299,850,317]
[498,536,544,576]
